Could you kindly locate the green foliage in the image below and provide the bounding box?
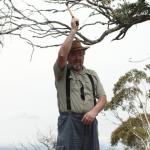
[105,65,150,149]
[101,0,111,5]
[111,114,150,148]
[105,68,148,111]
[145,64,150,70]
[113,0,150,24]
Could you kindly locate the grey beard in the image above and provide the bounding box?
[68,64,83,71]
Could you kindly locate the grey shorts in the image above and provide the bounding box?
[56,112,100,150]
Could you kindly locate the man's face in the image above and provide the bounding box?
[68,50,85,71]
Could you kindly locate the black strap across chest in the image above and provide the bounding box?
[66,68,96,110]
[66,68,71,110]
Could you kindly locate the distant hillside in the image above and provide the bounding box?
[0,147,14,150]
[0,146,48,150]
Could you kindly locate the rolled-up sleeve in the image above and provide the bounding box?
[91,71,106,98]
[53,61,67,81]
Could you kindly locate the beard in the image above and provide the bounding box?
[69,63,83,71]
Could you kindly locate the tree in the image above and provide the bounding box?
[111,114,150,150]
[15,129,56,150]
[0,0,150,48]
[105,64,150,150]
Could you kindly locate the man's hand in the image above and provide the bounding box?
[71,17,79,32]
[81,96,107,125]
[81,110,98,125]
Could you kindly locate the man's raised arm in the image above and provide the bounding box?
[57,17,79,70]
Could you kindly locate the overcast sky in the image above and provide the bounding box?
[0,1,150,148]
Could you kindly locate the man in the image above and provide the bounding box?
[53,17,107,150]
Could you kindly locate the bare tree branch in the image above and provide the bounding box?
[0,0,150,48]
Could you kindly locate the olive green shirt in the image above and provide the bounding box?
[53,61,106,113]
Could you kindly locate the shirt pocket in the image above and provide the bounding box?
[70,78,81,93]
[84,78,93,96]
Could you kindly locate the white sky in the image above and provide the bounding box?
[0,1,150,148]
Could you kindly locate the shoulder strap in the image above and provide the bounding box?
[66,69,96,110]
[66,67,71,110]
[87,74,96,106]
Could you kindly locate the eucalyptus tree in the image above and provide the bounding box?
[105,64,150,150]
[0,0,150,48]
